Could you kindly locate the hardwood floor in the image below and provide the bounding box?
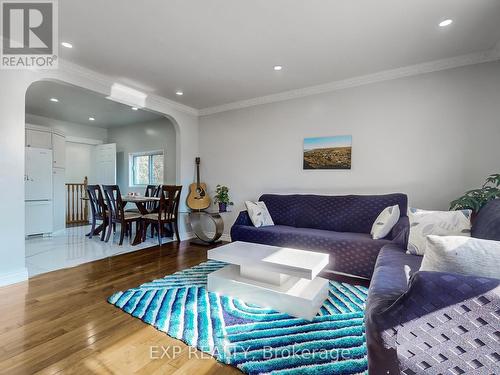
[0,241,369,375]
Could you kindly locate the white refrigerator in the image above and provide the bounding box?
[25,147,54,235]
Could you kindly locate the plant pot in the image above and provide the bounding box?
[218,202,227,212]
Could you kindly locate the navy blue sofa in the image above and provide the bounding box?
[231,193,409,279]
[366,199,500,374]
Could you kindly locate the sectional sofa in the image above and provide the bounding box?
[230,194,500,374]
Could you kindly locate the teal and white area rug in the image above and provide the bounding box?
[108,261,368,375]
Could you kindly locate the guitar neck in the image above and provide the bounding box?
[196,163,201,188]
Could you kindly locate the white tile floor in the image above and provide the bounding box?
[26,225,171,277]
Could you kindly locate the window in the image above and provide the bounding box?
[129,151,164,186]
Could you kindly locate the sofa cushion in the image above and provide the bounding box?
[421,235,500,279]
[260,193,408,234]
[472,198,500,241]
[231,224,392,278]
[244,201,274,227]
[407,208,472,255]
[371,204,400,239]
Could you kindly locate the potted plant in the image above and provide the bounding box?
[450,173,500,218]
[213,184,233,212]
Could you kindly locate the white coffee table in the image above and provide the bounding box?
[207,241,329,320]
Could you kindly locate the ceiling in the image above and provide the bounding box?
[58,0,500,110]
[26,81,164,127]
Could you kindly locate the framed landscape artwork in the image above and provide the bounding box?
[303,135,352,169]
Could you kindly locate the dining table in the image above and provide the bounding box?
[122,195,160,215]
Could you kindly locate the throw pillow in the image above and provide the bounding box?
[245,201,275,227]
[407,208,471,255]
[370,205,400,240]
[420,235,500,279]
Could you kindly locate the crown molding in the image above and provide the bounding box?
[199,48,500,116]
[55,60,199,116]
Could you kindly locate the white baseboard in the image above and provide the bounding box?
[0,268,29,287]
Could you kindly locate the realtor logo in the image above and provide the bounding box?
[1,0,58,69]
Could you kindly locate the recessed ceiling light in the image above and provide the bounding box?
[439,19,453,27]
[175,90,184,96]
[61,42,73,48]
[273,65,283,71]
[50,98,59,102]
[88,117,95,121]
[131,107,138,111]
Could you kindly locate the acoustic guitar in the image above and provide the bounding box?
[186,157,211,210]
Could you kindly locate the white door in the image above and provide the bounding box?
[94,143,117,185]
[25,147,53,201]
[53,167,66,232]
[52,133,66,168]
[26,129,52,149]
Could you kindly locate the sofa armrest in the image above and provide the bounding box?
[233,210,253,227]
[367,271,500,374]
[386,216,409,248]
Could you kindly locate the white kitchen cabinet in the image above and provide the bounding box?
[52,132,66,168]
[26,201,54,236]
[26,129,52,149]
[52,167,66,232]
[25,147,53,201]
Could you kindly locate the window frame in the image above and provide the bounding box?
[128,150,165,187]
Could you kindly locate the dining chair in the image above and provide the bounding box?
[86,184,108,241]
[142,185,182,245]
[102,185,143,245]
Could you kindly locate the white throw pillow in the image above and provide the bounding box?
[245,201,275,228]
[407,208,471,255]
[420,235,500,279]
[370,205,400,240]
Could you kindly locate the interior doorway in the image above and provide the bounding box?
[24,80,178,277]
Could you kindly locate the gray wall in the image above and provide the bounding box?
[199,61,500,234]
[107,118,177,194]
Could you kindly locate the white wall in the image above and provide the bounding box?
[0,63,199,286]
[0,71,32,286]
[107,118,177,194]
[199,61,500,234]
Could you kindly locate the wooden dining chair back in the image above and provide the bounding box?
[145,184,161,212]
[102,185,142,245]
[143,185,182,245]
[86,184,107,240]
[102,185,123,221]
[159,185,182,222]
